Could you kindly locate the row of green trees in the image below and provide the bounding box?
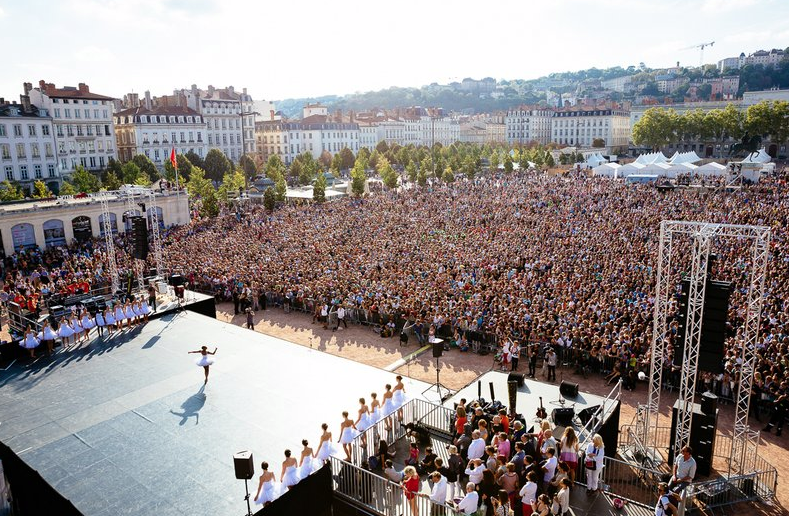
[632,100,789,154]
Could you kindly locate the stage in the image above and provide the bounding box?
[0,311,430,515]
[444,371,621,455]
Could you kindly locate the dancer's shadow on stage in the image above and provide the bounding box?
[170,385,206,426]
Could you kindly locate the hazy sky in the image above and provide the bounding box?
[1,0,787,103]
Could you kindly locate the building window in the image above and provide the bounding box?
[89,157,96,168]
[16,143,26,158]
[31,144,40,158]
[4,166,12,180]
[28,125,36,137]
[84,109,91,119]
[34,164,42,178]
[75,109,81,119]
[80,158,87,167]
[20,165,28,180]
[48,164,56,177]
[13,124,22,137]
[65,108,71,118]
[42,125,50,136]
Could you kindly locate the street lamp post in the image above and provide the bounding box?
[238,105,261,192]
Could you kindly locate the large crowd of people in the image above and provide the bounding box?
[158,169,789,416]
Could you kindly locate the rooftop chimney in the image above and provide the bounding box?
[270,110,275,121]
[78,83,89,93]
[144,90,152,109]
[23,82,33,95]
[207,85,215,96]
[0,98,4,105]
[20,94,31,113]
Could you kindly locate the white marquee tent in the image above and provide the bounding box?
[669,151,702,165]
[695,162,729,176]
[593,162,621,178]
[618,162,646,177]
[634,151,669,165]
[663,162,698,178]
[585,153,608,168]
[742,148,772,164]
[640,162,672,175]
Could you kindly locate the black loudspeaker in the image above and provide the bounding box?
[577,405,601,426]
[560,381,579,398]
[233,450,254,480]
[669,400,717,477]
[507,381,518,416]
[701,392,718,416]
[169,274,184,287]
[432,341,443,358]
[130,216,149,260]
[507,372,525,387]
[489,382,496,402]
[552,407,575,427]
[674,279,732,372]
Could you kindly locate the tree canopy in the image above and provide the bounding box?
[204,149,232,183]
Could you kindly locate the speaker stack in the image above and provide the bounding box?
[552,407,575,427]
[560,380,579,398]
[130,216,149,260]
[432,340,443,358]
[669,399,717,477]
[674,278,732,373]
[507,372,525,387]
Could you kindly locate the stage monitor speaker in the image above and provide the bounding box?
[233,450,254,480]
[169,274,184,287]
[577,405,601,426]
[560,380,579,398]
[701,392,718,416]
[507,372,525,387]
[552,407,575,427]
[432,341,443,358]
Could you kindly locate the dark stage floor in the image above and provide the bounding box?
[0,311,430,515]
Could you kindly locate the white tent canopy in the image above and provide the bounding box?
[663,162,698,178]
[670,151,702,165]
[593,162,621,178]
[640,162,672,175]
[634,151,669,165]
[618,162,646,177]
[585,152,607,168]
[742,148,772,164]
[695,162,728,176]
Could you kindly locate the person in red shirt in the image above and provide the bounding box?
[499,409,510,434]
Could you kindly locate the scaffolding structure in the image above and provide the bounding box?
[147,190,165,278]
[99,194,120,295]
[641,220,771,476]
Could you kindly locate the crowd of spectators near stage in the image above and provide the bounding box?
[2,169,789,427]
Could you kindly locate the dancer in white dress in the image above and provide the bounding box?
[20,326,40,358]
[369,392,382,425]
[392,375,408,422]
[131,301,143,325]
[381,384,396,430]
[338,411,358,462]
[123,302,135,328]
[103,308,116,337]
[188,345,217,384]
[140,298,152,323]
[38,320,58,355]
[315,423,341,462]
[297,440,316,479]
[280,449,300,490]
[113,304,126,331]
[70,315,84,344]
[94,309,106,338]
[253,461,282,506]
[57,316,75,347]
[80,310,95,339]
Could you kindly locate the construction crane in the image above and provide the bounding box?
[679,41,715,68]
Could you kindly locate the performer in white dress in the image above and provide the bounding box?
[369,392,382,424]
[20,325,40,358]
[280,449,300,490]
[315,423,341,462]
[392,375,408,422]
[103,308,116,337]
[69,314,84,343]
[188,345,217,384]
[253,461,282,506]
[381,384,396,430]
[355,398,373,449]
[80,310,95,339]
[57,316,75,347]
[140,298,152,323]
[113,304,126,331]
[338,411,359,462]
[131,301,143,325]
[94,309,106,338]
[38,320,58,355]
[123,302,135,328]
[297,440,316,479]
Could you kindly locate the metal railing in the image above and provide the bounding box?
[578,379,622,450]
[329,456,463,516]
[575,454,667,508]
[351,398,455,466]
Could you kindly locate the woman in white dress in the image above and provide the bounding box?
[314,423,340,462]
[355,398,373,449]
[123,302,135,328]
[57,316,75,347]
[280,449,300,490]
[131,300,143,325]
[381,384,396,431]
[369,392,382,425]
[253,461,282,506]
[297,440,316,479]
[338,411,358,462]
[103,308,116,337]
[392,375,408,424]
[188,345,217,384]
[80,310,95,340]
[20,325,40,358]
[140,297,152,323]
[38,320,58,355]
[69,314,84,344]
[94,308,106,338]
[113,303,126,331]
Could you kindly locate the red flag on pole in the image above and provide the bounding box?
[170,147,178,170]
